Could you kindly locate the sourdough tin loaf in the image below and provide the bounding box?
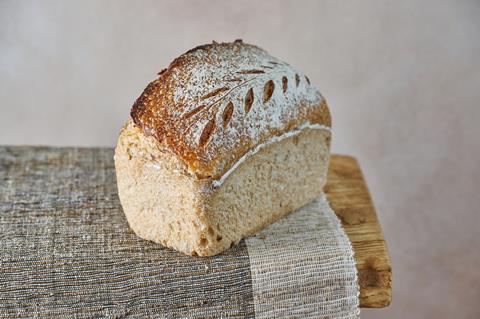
[114,40,331,256]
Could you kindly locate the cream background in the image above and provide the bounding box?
[1,1,479,318]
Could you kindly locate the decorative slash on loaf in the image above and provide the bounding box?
[115,40,332,256]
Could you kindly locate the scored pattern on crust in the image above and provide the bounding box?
[193,68,299,147]
[131,41,331,179]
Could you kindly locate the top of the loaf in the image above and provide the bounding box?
[131,40,331,179]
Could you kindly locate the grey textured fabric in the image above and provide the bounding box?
[0,147,255,318]
[0,146,359,318]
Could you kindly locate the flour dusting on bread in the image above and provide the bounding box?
[131,40,330,180]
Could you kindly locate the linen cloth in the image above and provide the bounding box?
[0,146,359,318]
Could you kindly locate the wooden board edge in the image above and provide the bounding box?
[327,154,392,308]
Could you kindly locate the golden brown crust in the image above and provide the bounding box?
[131,40,331,179]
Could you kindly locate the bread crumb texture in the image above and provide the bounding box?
[115,120,330,256]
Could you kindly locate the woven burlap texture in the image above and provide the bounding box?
[0,146,359,318]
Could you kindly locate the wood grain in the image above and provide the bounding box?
[326,155,392,308]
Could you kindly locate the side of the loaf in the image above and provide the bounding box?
[202,128,331,255]
[115,120,331,256]
[114,120,208,255]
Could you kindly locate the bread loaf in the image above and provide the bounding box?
[114,40,331,256]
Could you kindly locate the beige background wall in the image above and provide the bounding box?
[1,1,479,317]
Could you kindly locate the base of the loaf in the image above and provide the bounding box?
[115,120,330,256]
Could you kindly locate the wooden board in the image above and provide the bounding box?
[325,155,392,308]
